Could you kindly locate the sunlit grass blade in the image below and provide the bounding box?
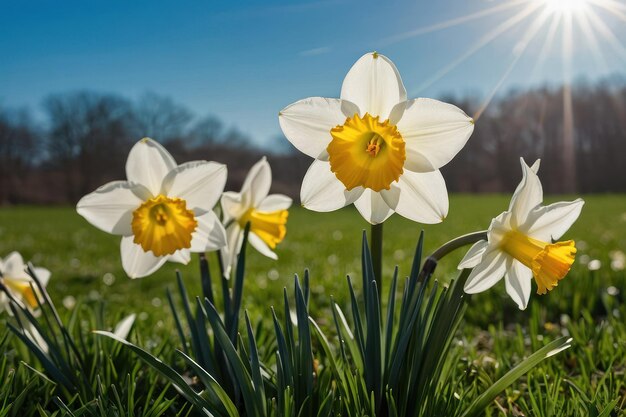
[461,336,573,417]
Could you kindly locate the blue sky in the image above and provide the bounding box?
[1,0,625,146]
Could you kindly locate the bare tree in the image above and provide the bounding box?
[43,91,133,201]
[131,92,192,142]
[0,108,39,204]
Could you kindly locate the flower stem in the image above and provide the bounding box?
[418,230,488,283]
[371,222,384,296]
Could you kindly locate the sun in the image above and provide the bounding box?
[543,0,589,14]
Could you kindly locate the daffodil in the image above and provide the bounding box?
[460,158,584,309]
[279,52,474,224]
[220,157,292,276]
[77,138,227,278]
[0,251,50,312]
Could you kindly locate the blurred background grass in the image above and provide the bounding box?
[0,194,623,326]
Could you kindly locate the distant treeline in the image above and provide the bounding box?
[1,82,625,205]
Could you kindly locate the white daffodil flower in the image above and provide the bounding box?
[460,158,585,310]
[279,52,474,224]
[221,157,292,277]
[77,138,227,279]
[0,251,50,313]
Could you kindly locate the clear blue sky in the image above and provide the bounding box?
[1,0,625,146]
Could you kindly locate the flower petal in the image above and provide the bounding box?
[381,170,448,224]
[168,250,191,265]
[279,97,359,159]
[240,157,272,208]
[76,181,148,236]
[221,191,244,224]
[523,198,584,241]
[190,211,227,252]
[394,98,474,172]
[249,233,278,260]
[32,267,51,287]
[458,240,490,269]
[300,160,364,212]
[508,158,543,227]
[120,236,167,279]
[3,251,26,277]
[464,251,508,294]
[340,52,406,120]
[113,314,136,340]
[258,194,293,212]
[354,189,394,225]
[504,259,533,310]
[125,138,177,196]
[221,223,244,278]
[162,161,227,212]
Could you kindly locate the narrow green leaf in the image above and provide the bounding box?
[461,337,573,417]
[93,331,215,416]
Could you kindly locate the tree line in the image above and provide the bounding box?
[1,81,625,205]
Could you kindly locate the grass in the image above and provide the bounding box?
[0,194,625,415]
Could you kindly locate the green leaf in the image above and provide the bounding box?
[93,331,216,416]
[461,336,573,417]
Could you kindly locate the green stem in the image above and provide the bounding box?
[418,231,488,283]
[371,223,384,296]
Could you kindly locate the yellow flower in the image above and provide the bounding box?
[77,138,227,278]
[0,252,50,312]
[220,157,292,277]
[279,52,474,224]
[460,158,584,309]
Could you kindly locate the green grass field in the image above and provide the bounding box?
[0,195,625,415]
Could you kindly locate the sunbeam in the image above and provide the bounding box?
[414,1,544,94]
[584,5,626,61]
[474,7,553,120]
[377,0,529,47]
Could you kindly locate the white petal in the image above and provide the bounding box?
[340,52,406,120]
[221,223,243,278]
[221,191,244,224]
[279,97,359,159]
[76,181,148,235]
[168,250,191,265]
[300,160,364,212]
[32,268,51,287]
[394,98,474,172]
[240,157,271,208]
[249,233,278,260]
[258,194,293,212]
[190,211,227,252]
[463,251,508,294]
[458,240,490,269]
[354,190,394,225]
[125,138,177,196]
[381,170,448,224]
[523,199,584,241]
[508,158,543,227]
[3,251,26,276]
[529,159,540,174]
[504,260,533,310]
[162,161,227,212]
[120,236,167,279]
[487,211,514,244]
[113,314,136,340]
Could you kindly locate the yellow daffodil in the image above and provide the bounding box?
[0,251,50,312]
[77,138,227,278]
[279,52,474,224]
[460,158,584,309]
[221,157,292,277]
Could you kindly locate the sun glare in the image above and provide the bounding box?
[543,0,588,14]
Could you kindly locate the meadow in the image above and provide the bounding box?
[0,194,625,415]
